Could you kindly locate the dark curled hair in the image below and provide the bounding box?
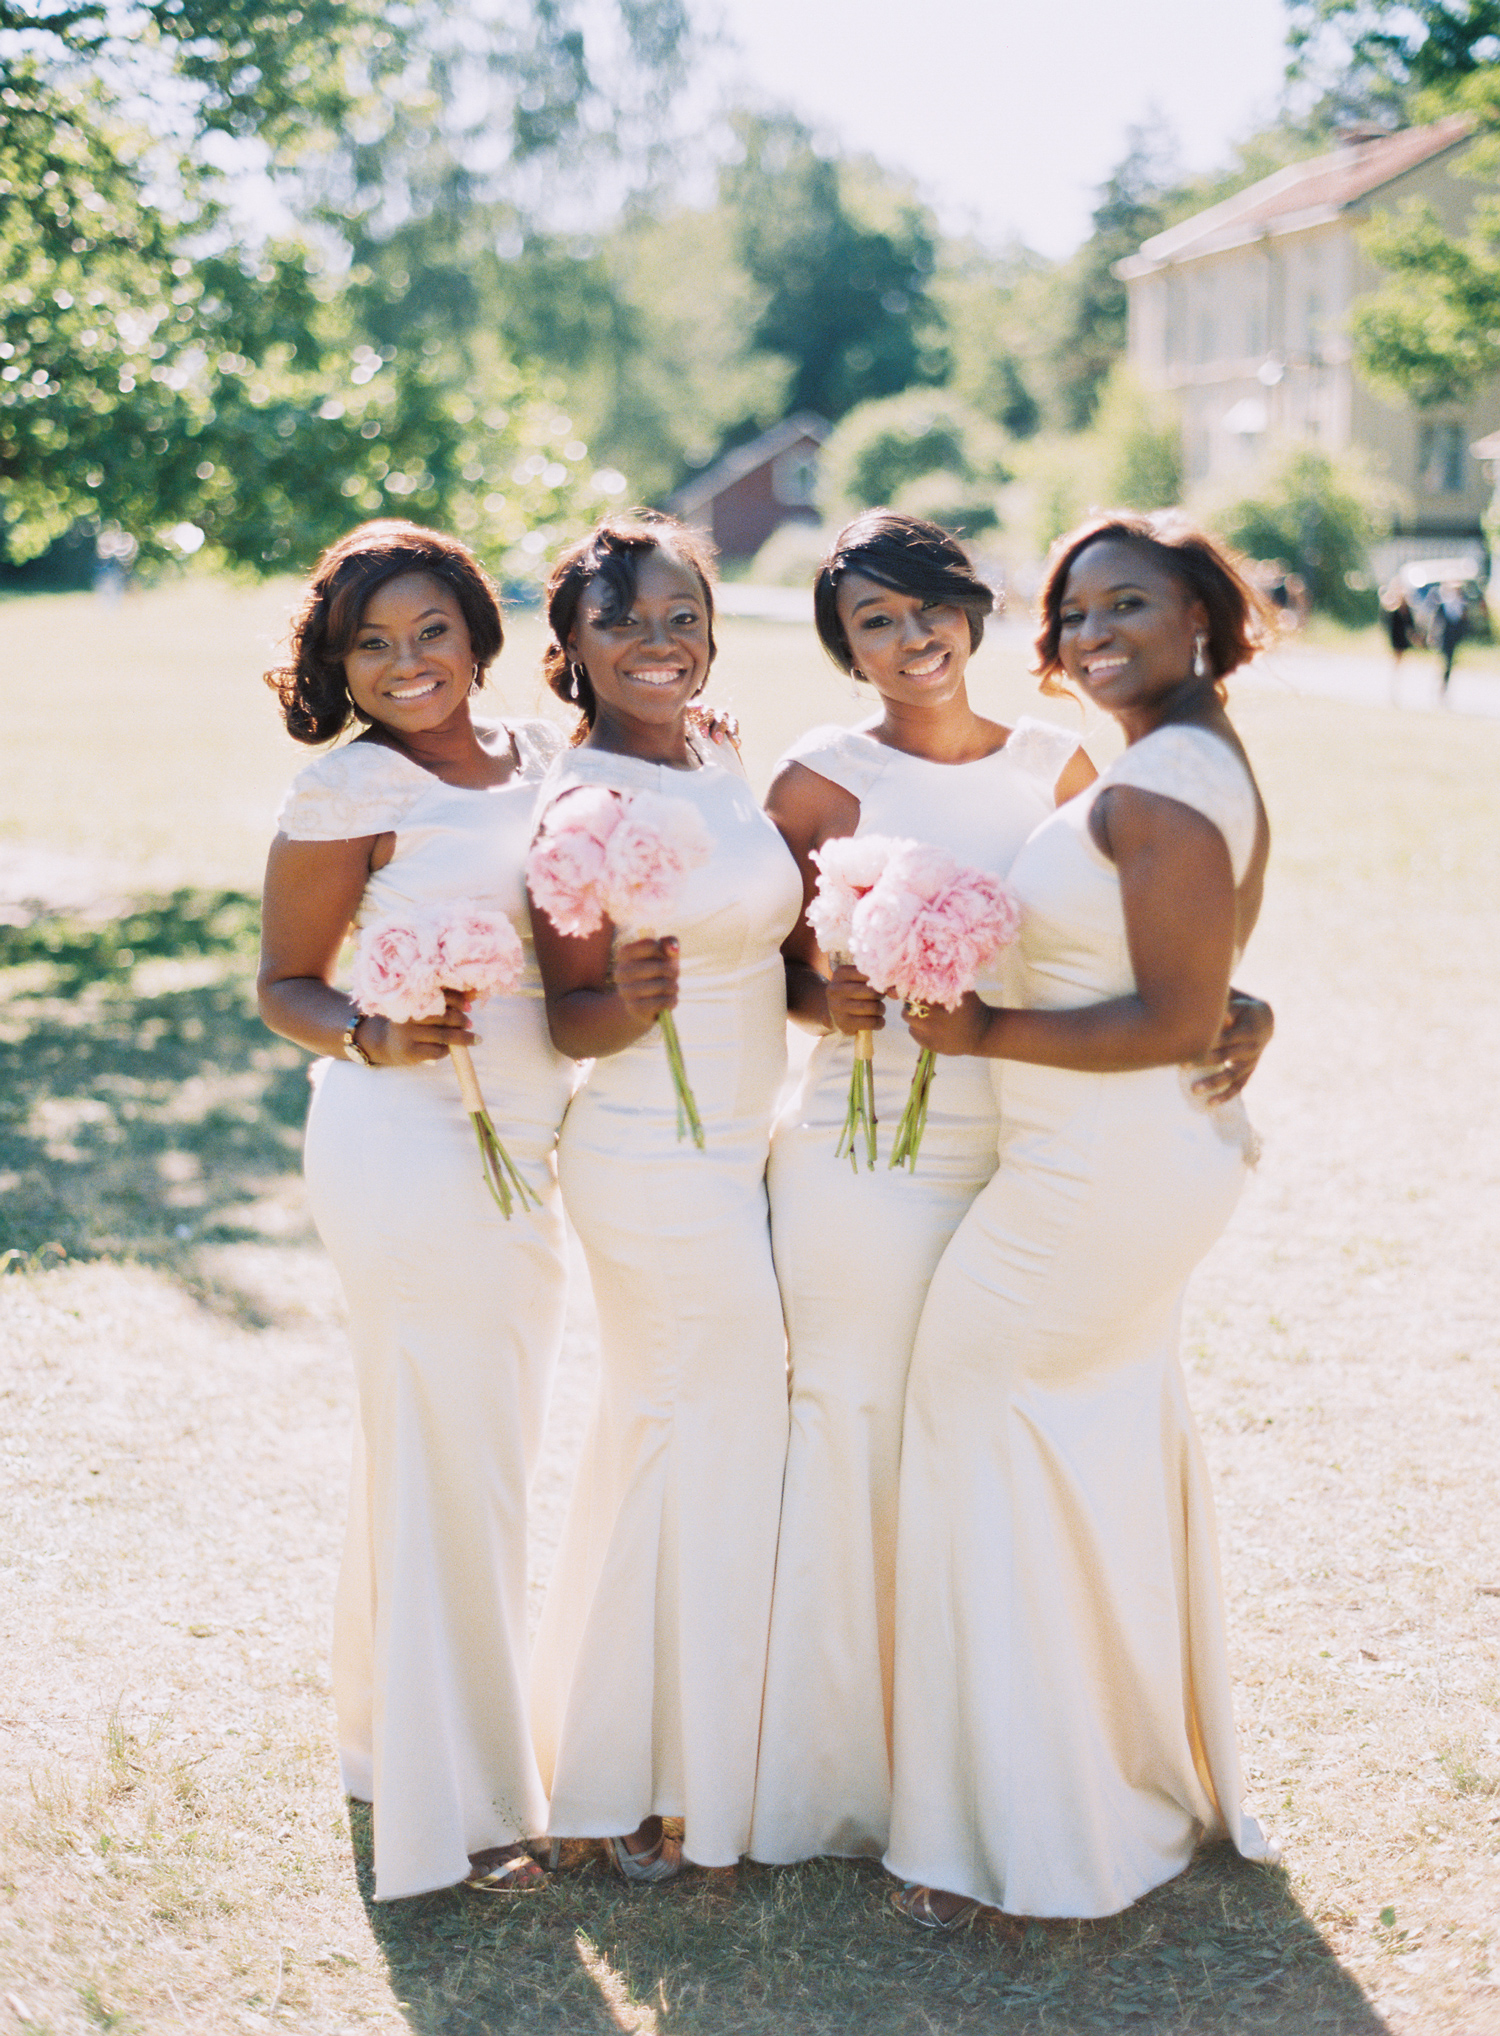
[1033,510,1275,703]
[543,510,719,736]
[265,520,504,745]
[813,509,996,675]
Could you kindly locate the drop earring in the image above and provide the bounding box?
[1193,634,1208,680]
[849,665,863,699]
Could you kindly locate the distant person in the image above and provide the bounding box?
[1380,581,1416,700]
[1435,581,1469,699]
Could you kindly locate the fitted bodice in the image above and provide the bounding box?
[1004,722,1259,1012]
[277,718,572,1119]
[541,738,803,989]
[542,738,804,1162]
[783,716,1080,888]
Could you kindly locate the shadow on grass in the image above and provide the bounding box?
[352,1809,1389,2036]
[0,890,312,1290]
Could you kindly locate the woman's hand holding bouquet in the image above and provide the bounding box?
[528,787,713,1148]
[350,903,541,1216]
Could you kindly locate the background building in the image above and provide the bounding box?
[1119,118,1500,578]
[667,414,827,561]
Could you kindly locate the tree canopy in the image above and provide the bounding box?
[0,0,687,570]
[720,115,948,425]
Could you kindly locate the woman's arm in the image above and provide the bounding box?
[907,787,1237,1072]
[763,759,887,1038]
[1054,745,1097,801]
[258,834,476,1066]
[527,883,680,1061]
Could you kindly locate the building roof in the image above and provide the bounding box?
[1119,115,1473,276]
[668,412,829,518]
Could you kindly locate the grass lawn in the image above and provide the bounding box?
[1,580,1498,2034]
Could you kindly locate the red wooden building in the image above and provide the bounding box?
[667,413,828,560]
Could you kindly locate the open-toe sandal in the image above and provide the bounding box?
[892,1883,981,1932]
[464,1846,548,1893]
[604,1818,684,1885]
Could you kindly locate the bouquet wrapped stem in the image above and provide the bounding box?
[887,1046,936,1172]
[449,1041,542,1217]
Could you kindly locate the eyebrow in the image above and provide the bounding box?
[357,607,450,630]
[848,591,897,615]
[1064,581,1148,601]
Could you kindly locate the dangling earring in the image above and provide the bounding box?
[849,665,864,699]
[570,659,589,698]
[469,663,481,694]
[1193,634,1208,680]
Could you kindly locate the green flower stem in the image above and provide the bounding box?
[834,1027,879,1171]
[888,1049,937,1172]
[657,1009,706,1150]
[451,1043,541,1219]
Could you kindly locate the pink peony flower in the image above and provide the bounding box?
[850,841,1021,1009]
[599,791,713,935]
[350,917,445,1023]
[807,833,898,958]
[432,905,524,999]
[526,785,625,939]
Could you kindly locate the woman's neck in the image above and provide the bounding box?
[869,687,1006,764]
[1116,679,1225,747]
[363,703,511,785]
[584,704,698,768]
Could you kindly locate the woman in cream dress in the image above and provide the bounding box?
[889,512,1278,1926]
[259,522,573,1901]
[526,513,802,1880]
[750,513,1094,1866]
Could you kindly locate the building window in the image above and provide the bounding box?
[1419,421,1467,494]
[772,447,819,507]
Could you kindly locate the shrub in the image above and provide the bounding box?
[1201,445,1397,623]
[819,390,1011,520]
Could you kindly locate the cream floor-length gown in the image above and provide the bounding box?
[886,723,1275,1918]
[750,718,1081,1865]
[282,720,575,1902]
[530,736,803,1867]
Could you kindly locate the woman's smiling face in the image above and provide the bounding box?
[834,572,974,708]
[569,548,712,734]
[1056,539,1209,727]
[342,571,476,733]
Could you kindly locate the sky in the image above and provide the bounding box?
[707,0,1296,258]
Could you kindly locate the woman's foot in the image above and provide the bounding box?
[605,1815,685,1884]
[892,1883,981,1931]
[464,1843,548,1893]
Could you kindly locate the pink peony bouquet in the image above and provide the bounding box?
[350,902,539,1217]
[845,841,1021,1171]
[527,787,713,1148]
[807,834,899,1169]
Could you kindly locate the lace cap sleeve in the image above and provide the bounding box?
[775,724,887,803]
[1105,726,1259,884]
[1004,716,1085,790]
[275,742,425,841]
[511,716,568,779]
